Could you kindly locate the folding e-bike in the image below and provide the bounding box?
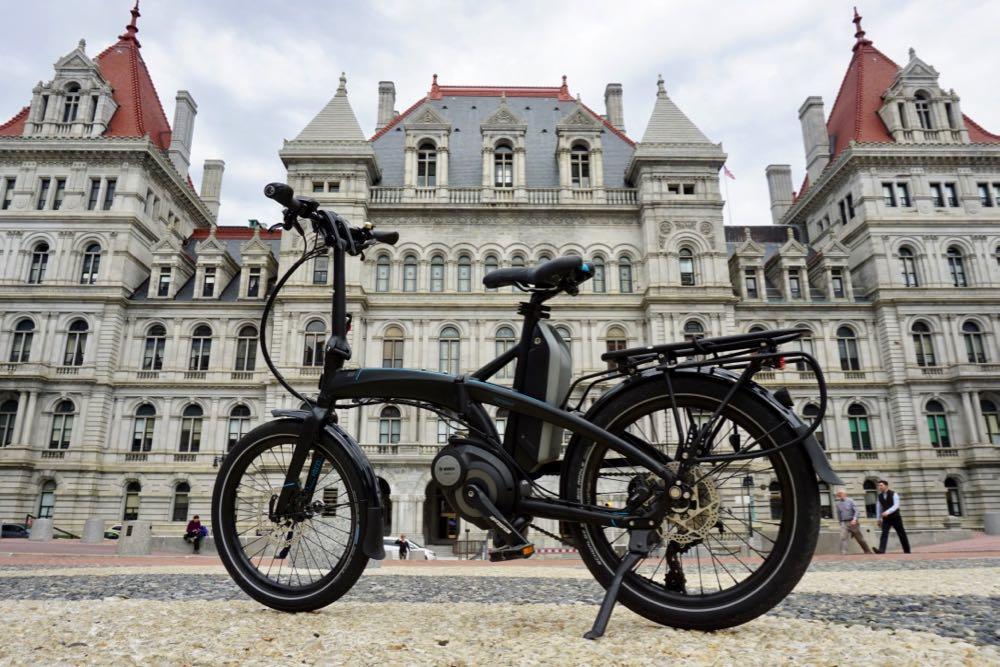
[211,183,841,638]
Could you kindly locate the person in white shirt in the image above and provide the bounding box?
[874,479,911,554]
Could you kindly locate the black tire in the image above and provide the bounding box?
[562,372,820,631]
[211,419,369,612]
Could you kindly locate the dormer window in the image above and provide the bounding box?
[417,141,437,187]
[157,267,171,297]
[831,269,845,298]
[788,269,802,299]
[202,266,216,297]
[494,143,513,188]
[914,91,932,129]
[247,267,261,297]
[570,143,590,188]
[62,83,81,123]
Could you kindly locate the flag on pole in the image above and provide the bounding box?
[723,165,736,180]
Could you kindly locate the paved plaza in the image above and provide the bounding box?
[0,536,997,665]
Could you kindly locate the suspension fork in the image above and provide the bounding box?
[271,404,330,519]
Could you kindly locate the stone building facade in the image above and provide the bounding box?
[0,9,997,547]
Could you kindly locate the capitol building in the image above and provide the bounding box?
[0,7,997,548]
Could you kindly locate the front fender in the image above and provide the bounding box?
[272,410,386,560]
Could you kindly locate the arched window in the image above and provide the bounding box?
[227,404,251,451]
[947,246,967,287]
[914,91,933,130]
[375,254,391,292]
[172,482,191,522]
[748,325,767,333]
[683,320,705,341]
[382,325,404,369]
[430,254,445,292]
[837,325,860,371]
[768,480,783,520]
[234,325,258,372]
[962,321,987,363]
[303,320,325,367]
[142,324,166,370]
[911,322,936,367]
[80,243,101,284]
[38,480,56,519]
[793,326,815,371]
[457,254,472,292]
[62,83,81,123]
[312,255,329,284]
[863,480,878,518]
[847,403,872,450]
[555,326,572,344]
[123,482,140,521]
[510,253,525,292]
[28,242,49,284]
[605,326,627,370]
[982,399,1000,445]
[0,398,18,446]
[618,256,633,293]
[403,254,417,292]
[679,248,695,286]
[63,319,88,367]
[496,408,508,440]
[538,252,553,263]
[378,406,401,445]
[439,326,460,374]
[944,477,962,517]
[495,326,516,379]
[802,404,824,449]
[494,143,513,188]
[416,140,437,187]
[9,319,34,363]
[49,400,75,450]
[925,400,950,448]
[592,257,606,292]
[188,325,212,371]
[899,246,918,287]
[179,404,203,453]
[570,143,590,188]
[484,254,499,292]
[132,403,155,452]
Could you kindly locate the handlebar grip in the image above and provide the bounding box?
[263,183,301,213]
[372,230,399,245]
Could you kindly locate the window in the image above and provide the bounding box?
[102,178,116,210]
[911,322,936,367]
[606,326,627,370]
[172,483,191,522]
[457,254,472,292]
[328,181,340,193]
[570,144,590,188]
[944,183,959,207]
[131,403,155,452]
[313,255,328,284]
[945,102,956,129]
[592,257,606,293]
[38,481,56,519]
[831,269,845,298]
[247,267,261,297]
[62,84,80,122]
[847,403,872,450]
[899,247,918,287]
[978,183,993,207]
[679,249,695,286]
[1,177,14,210]
[303,319,326,367]
[312,181,324,193]
[378,406,401,445]
[863,480,878,518]
[375,255,391,292]
[794,329,815,371]
[846,193,855,218]
[744,269,758,299]
[882,182,896,207]
[403,255,418,292]
[802,404,824,449]
[430,255,444,292]
[10,319,34,362]
[227,405,251,451]
[495,326,516,379]
[437,418,456,444]
[837,325,860,371]
[748,325,767,333]
[925,400,950,448]
[495,409,508,441]
[838,200,847,226]
[995,184,1000,208]
[382,326,404,368]
[788,269,802,299]
[962,321,987,363]
[123,482,140,521]
[897,183,911,207]
[945,478,962,517]
[439,326,460,374]
[49,400,75,450]
[202,266,216,297]
[416,141,437,187]
[234,325,257,372]
[682,183,695,195]
[818,482,833,519]
[768,480,782,520]
[510,254,525,292]
[882,182,910,207]
[555,326,572,344]
[179,404,203,453]
[0,399,18,446]
[947,246,967,287]
[914,91,933,129]
[80,243,101,284]
[157,267,171,296]
[188,325,212,371]
[28,242,48,284]
[484,255,498,292]
[981,399,1000,445]
[141,324,166,370]
[52,178,66,210]
[494,144,513,188]
[930,182,944,207]
[619,256,634,293]
[683,320,705,342]
[63,319,88,366]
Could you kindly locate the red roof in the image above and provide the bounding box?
[825,39,899,159]
[190,227,282,241]
[0,106,28,137]
[964,114,1000,142]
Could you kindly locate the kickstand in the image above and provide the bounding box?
[584,529,660,640]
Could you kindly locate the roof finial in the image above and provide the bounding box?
[430,73,440,97]
[336,72,347,96]
[852,6,871,49]
[120,0,141,45]
[78,38,86,52]
[656,74,666,98]
[908,46,916,61]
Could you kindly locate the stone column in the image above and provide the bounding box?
[960,391,980,445]
[11,391,29,444]
[20,391,38,446]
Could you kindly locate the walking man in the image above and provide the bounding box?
[395,533,410,560]
[834,488,872,554]
[875,479,911,554]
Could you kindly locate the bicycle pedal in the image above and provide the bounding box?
[488,543,535,562]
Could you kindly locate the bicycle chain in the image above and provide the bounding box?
[529,521,575,548]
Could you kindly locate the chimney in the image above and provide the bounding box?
[798,96,829,184]
[168,90,197,176]
[200,159,225,219]
[765,165,794,223]
[604,83,624,131]
[377,81,396,131]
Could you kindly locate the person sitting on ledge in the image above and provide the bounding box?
[184,515,205,554]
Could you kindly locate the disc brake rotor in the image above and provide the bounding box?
[659,462,721,545]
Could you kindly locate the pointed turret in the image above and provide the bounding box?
[293,73,367,142]
[639,75,714,145]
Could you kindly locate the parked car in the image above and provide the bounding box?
[104,523,122,540]
[1,523,30,538]
[382,537,437,560]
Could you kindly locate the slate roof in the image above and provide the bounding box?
[294,74,366,142]
[640,77,713,144]
[724,225,799,263]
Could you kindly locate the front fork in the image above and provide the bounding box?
[272,404,329,521]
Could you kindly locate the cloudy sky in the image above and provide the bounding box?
[2,1,998,227]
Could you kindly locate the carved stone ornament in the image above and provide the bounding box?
[699,221,713,237]
[658,221,672,235]
[675,221,696,230]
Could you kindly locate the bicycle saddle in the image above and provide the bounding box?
[483,255,592,289]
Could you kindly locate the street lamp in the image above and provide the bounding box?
[742,475,755,537]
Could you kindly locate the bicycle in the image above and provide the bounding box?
[211,183,841,638]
